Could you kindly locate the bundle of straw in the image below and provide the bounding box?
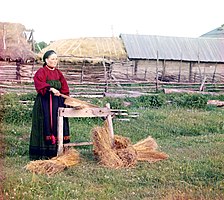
[92,125,124,168]
[25,149,80,176]
[113,135,131,149]
[115,146,137,167]
[92,121,137,168]
[133,136,169,163]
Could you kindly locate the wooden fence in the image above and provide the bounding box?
[1,60,224,97]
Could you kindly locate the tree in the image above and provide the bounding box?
[34,41,48,53]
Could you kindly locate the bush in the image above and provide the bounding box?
[167,93,208,109]
[0,93,32,125]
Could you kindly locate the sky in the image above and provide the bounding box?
[1,0,224,43]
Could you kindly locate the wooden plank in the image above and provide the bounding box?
[207,100,224,107]
[114,113,128,116]
[58,107,113,118]
[64,142,93,147]
[116,118,130,121]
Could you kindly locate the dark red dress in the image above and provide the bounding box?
[29,66,70,160]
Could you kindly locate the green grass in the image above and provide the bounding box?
[1,96,224,200]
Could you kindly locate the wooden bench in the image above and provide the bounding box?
[57,103,114,156]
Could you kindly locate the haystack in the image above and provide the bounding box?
[25,149,80,176]
[0,22,35,61]
[92,122,168,168]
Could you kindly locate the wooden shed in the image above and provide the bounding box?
[0,22,36,82]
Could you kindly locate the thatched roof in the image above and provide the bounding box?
[0,22,36,62]
[38,37,127,63]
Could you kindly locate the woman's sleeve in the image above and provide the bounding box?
[58,70,70,95]
[34,68,51,95]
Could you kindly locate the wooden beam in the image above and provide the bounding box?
[64,142,93,147]
[57,115,64,156]
[58,107,113,118]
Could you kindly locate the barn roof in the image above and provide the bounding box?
[0,22,36,62]
[38,37,127,63]
[120,34,224,63]
[200,24,224,38]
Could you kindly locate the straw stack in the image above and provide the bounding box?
[92,122,168,168]
[25,149,80,176]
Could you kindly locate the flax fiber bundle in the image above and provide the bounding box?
[92,122,168,168]
[92,122,137,168]
[25,149,80,175]
[133,136,169,163]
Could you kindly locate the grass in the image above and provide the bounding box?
[1,97,224,200]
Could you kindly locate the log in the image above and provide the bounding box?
[163,88,222,95]
[207,100,224,107]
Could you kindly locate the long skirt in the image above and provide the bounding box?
[29,92,70,160]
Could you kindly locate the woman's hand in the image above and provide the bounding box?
[49,88,61,96]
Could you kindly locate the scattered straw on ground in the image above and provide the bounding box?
[25,149,80,176]
[92,121,168,168]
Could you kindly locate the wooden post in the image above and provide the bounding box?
[212,63,217,83]
[197,52,202,82]
[199,76,207,91]
[178,52,182,82]
[156,51,159,92]
[161,60,166,81]
[57,108,64,156]
[134,60,138,76]
[189,62,192,82]
[105,103,114,146]
[3,24,6,50]
[103,57,108,93]
[81,59,84,83]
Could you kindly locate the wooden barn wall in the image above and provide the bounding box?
[0,62,36,82]
[0,62,17,81]
[111,60,224,83]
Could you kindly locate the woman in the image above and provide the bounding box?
[29,50,70,160]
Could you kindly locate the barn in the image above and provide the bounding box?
[120,33,224,83]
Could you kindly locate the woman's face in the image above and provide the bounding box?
[46,53,58,68]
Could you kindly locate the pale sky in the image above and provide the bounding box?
[1,0,224,43]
